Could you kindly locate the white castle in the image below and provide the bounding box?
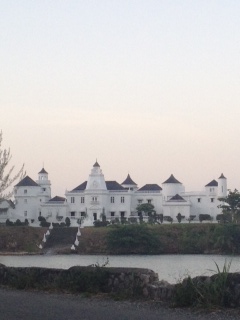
[0,161,227,225]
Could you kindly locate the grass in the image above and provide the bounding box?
[173,259,232,308]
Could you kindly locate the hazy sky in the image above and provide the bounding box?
[1,1,240,197]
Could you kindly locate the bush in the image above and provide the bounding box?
[94,219,110,227]
[38,216,46,222]
[40,220,50,227]
[199,214,212,222]
[6,219,14,226]
[163,216,173,223]
[128,217,138,224]
[107,224,160,254]
[159,214,163,224]
[65,217,71,227]
[174,260,232,308]
[187,215,196,223]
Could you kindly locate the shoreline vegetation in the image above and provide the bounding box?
[0,223,240,255]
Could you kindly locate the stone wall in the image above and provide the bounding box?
[0,265,174,300]
[3,265,240,306]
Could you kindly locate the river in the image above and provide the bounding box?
[1,254,240,284]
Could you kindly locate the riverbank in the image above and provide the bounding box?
[0,223,240,255]
[0,226,47,253]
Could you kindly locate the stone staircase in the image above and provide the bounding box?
[43,227,78,253]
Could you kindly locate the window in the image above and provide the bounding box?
[110,196,114,203]
[42,188,46,192]
[120,211,125,217]
[121,196,125,203]
[138,200,143,204]
[210,188,215,192]
[92,196,97,202]
[81,197,85,204]
[71,211,75,217]
[80,212,85,217]
[147,199,152,204]
[71,197,75,203]
[111,212,115,217]
[24,211,27,217]
[93,213,97,221]
[24,199,27,203]
[24,189,27,194]
[211,198,214,203]
[198,198,201,203]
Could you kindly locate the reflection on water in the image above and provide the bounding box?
[1,254,240,284]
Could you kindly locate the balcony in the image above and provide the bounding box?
[90,201,100,205]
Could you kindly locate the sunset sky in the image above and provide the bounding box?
[1,1,240,197]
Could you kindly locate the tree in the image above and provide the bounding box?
[176,213,185,223]
[218,189,240,223]
[136,203,157,224]
[0,131,25,201]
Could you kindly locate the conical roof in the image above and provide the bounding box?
[38,168,48,174]
[137,184,162,191]
[121,174,137,185]
[49,196,66,202]
[168,194,186,201]
[163,174,181,184]
[205,179,218,187]
[15,176,39,187]
[219,173,226,179]
[93,160,100,167]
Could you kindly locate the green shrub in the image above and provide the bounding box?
[40,220,50,227]
[107,224,160,254]
[65,217,71,227]
[94,219,110,227]
[174,260,232,308]
[199,214,212,222]
[6,219,14,226]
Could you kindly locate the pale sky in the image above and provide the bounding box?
[1,0,240,197]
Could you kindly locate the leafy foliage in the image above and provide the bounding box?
[163,216,173,223]
[65,217,71,227]
[218,189,240,223]
[176,213,185,223]
[174,260,232,308]
[136,203,158,224]
[199,214,212,222]
[106,224,160,254]
[6,219,29,227]
[212,224,240,253]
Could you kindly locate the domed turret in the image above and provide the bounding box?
[162,174,185,200]
[86,160,107,190]
[36,167,51,199]
[121,174,138,191]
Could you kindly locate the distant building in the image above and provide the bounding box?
[4,161,227,225]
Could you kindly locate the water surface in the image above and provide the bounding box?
[1,254,239,284]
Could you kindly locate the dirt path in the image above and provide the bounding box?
[1,287,240,320]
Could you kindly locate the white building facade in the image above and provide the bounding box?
[5,161,227,225]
